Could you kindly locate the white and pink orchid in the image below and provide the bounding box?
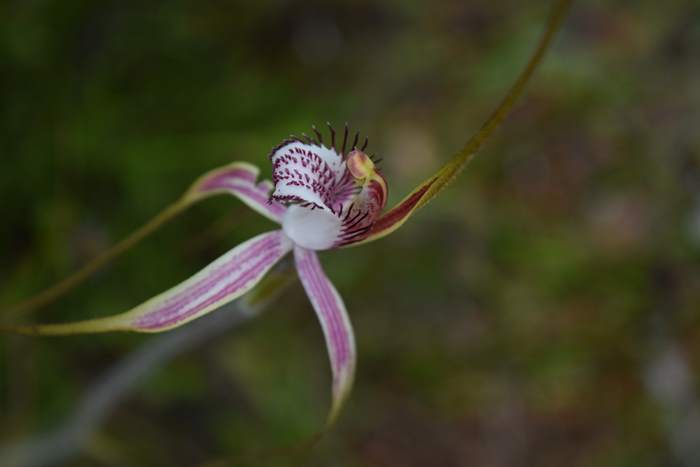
[2,0,570,424]
[7,126,422,422]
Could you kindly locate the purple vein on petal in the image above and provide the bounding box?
[294,246,355,422]
[133,231,291,331]
[188,162,286,223]
[215,182,286,220]
[296,250,350,375]
[197,168,257,187]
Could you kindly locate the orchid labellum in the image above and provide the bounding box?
[1,0,570,425]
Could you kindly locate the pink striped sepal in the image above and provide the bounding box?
[294,246,355,424]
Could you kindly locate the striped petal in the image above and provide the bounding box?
[187,161,286,223]
[3,231,292,334]
[3,162,285,317]
[269,139,353,211]
[294,246,355,424]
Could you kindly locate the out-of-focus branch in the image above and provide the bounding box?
[0,265,295,467]
[643,265,700,467]
[643,321,700,467]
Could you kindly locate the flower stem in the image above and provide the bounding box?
[3,199,189,317]
[357,0,573,245]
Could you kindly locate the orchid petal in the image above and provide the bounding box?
[282,205,343,251]
[269,139,354,212]
[4,162,284,317]
[294,246,355,424]
[274,147,390,249]
[186,161,286,223]
[2,231,292,335]
[351,0,571,246]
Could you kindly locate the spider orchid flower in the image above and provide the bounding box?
[3,125,435,423]
[1,0,570,425]
[5,126,401,423]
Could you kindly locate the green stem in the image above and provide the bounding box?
[420,0,574,208]
[3,199,189,317]
[354,0,572,246]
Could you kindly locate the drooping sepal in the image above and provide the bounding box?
[2,231,292,335]
[293,246,356,424]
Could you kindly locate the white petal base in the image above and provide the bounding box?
[282,205,341,251]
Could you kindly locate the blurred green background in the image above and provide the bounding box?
[1,0,700,466]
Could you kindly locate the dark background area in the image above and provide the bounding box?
[1,0,699,466]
